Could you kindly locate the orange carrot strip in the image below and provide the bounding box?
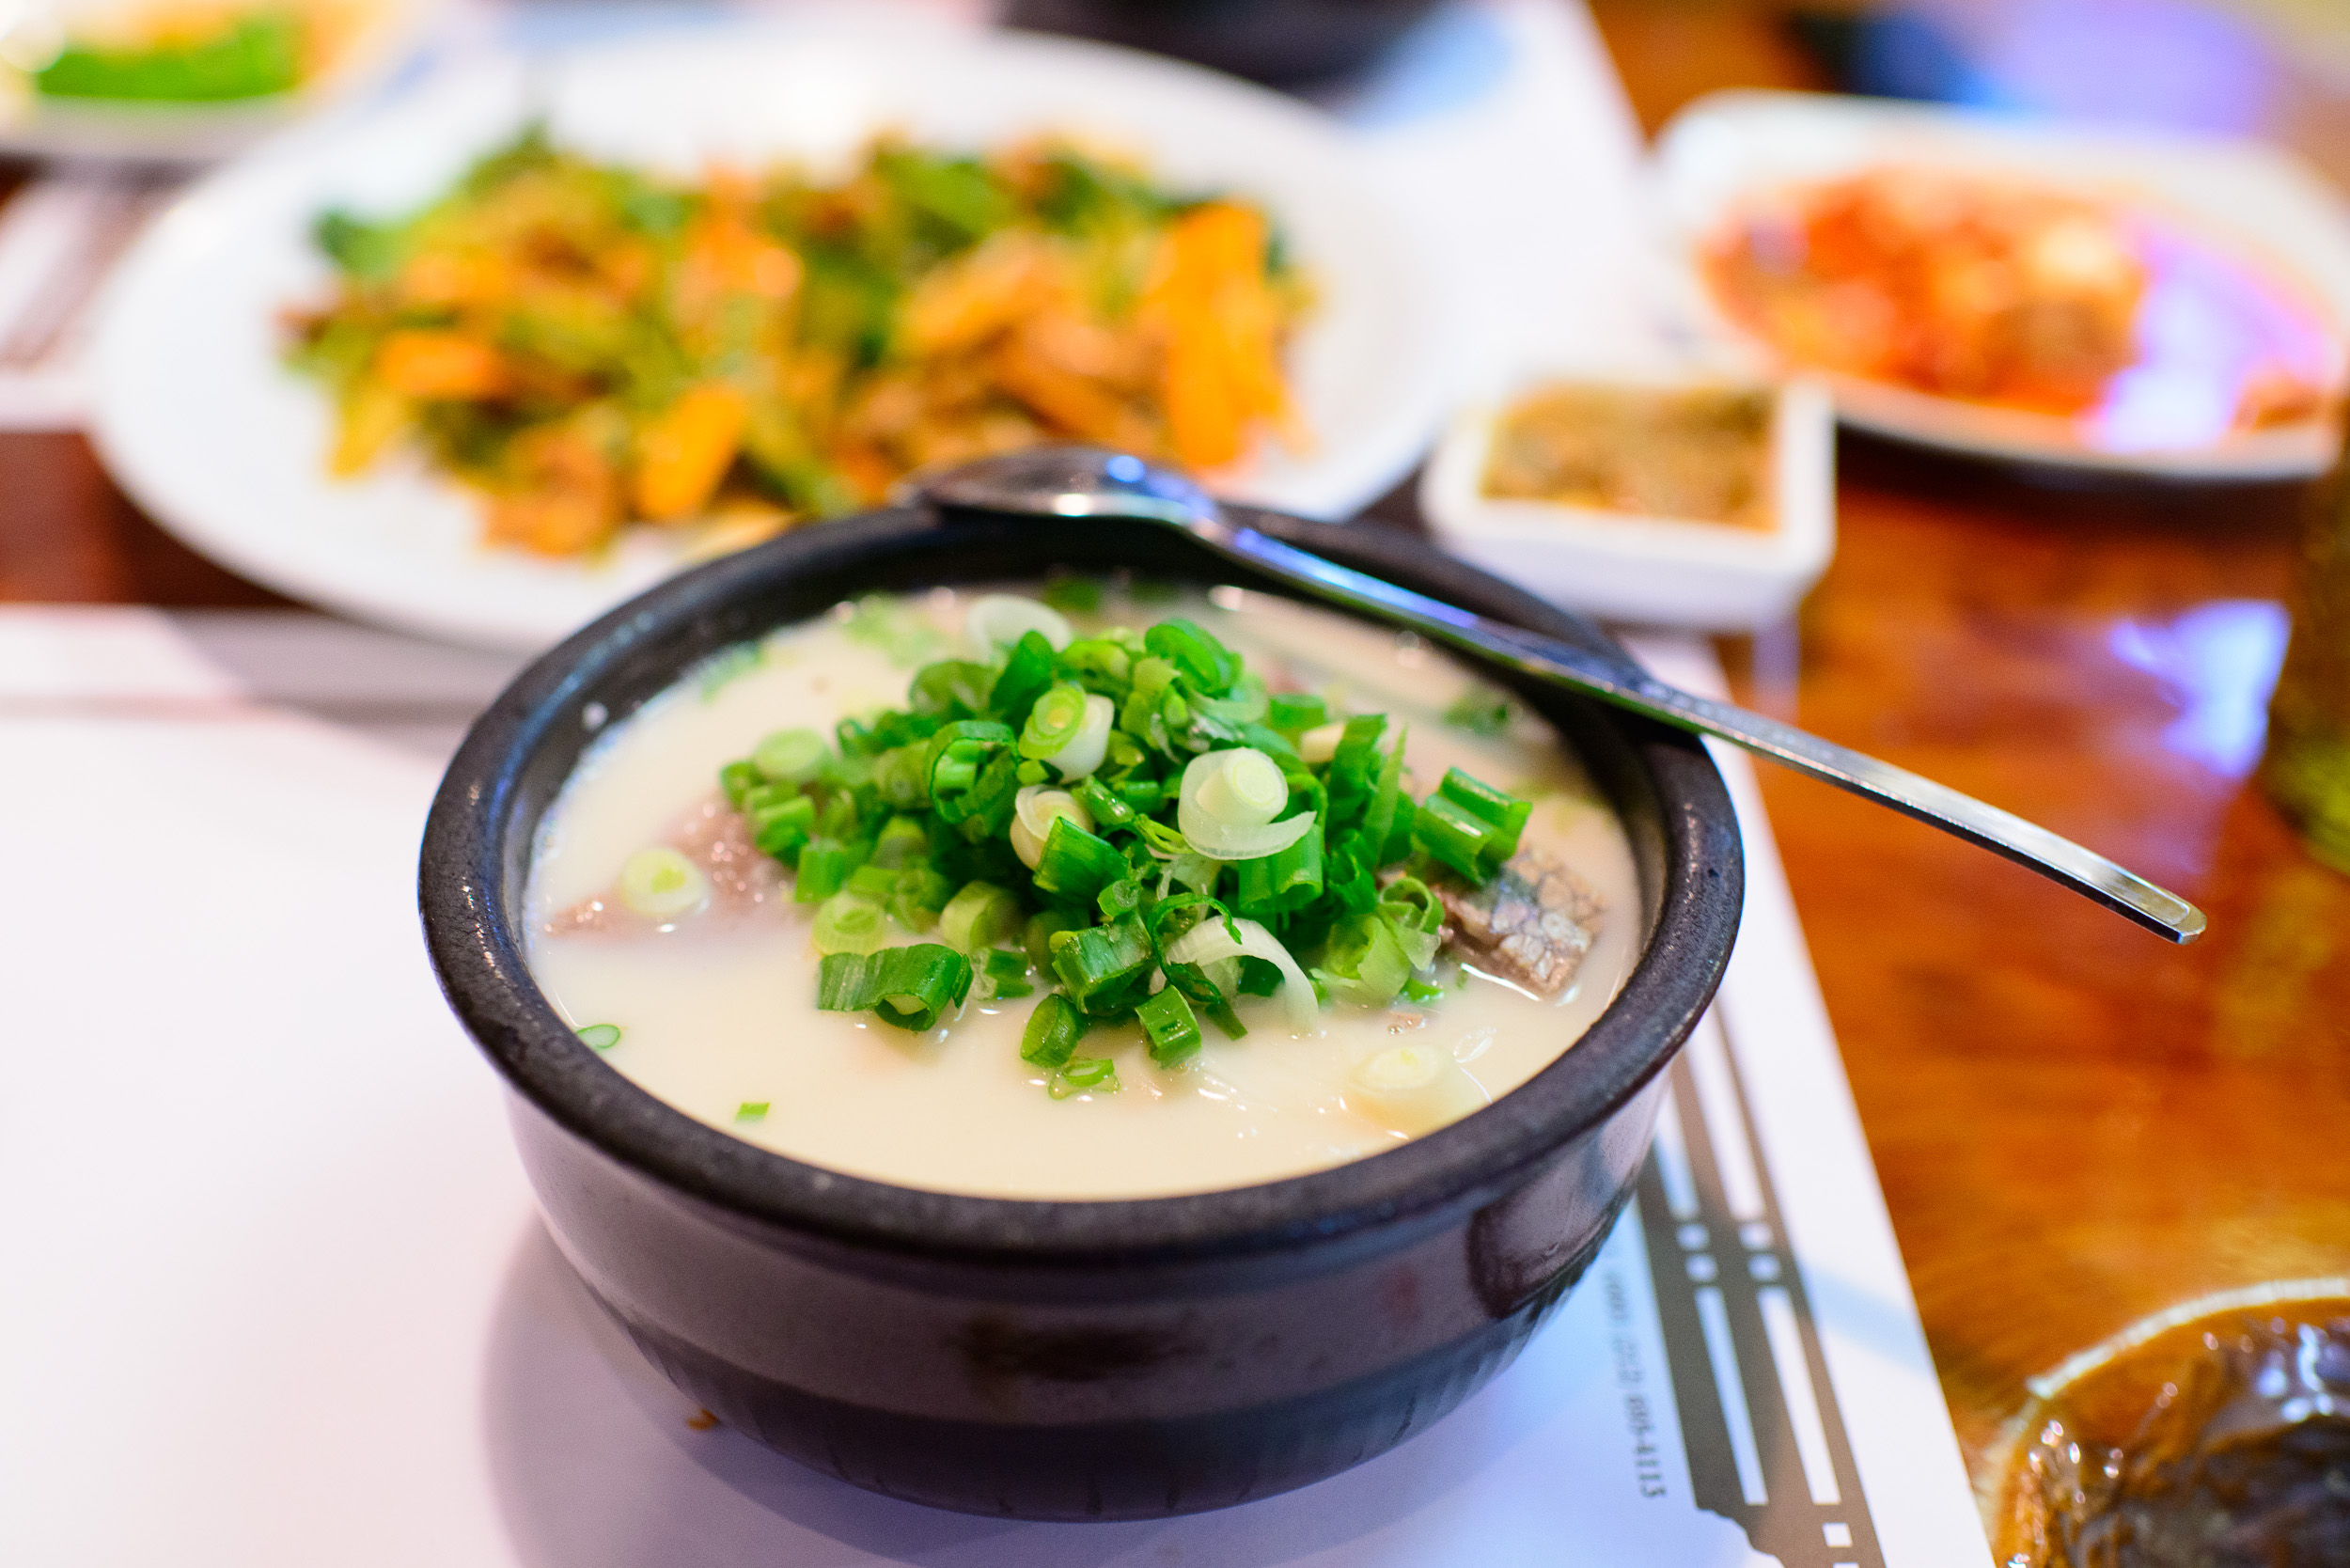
[372,331,510,400]
[634,384,750,522]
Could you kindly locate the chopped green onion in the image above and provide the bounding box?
[1177,747,1316,860]
[939,880,1024,953]
[1025,908,1082,969]
[1020,685,1116,780]
[740,783,813,859]
[870,744,932,809]
[980,948,1034,1000]
[576,1023,622,1050]
[1048,915,1155,1016]
[1010,785,1092,870]
[752,727,829,785]
[1143,618,1239,690]
[910,659,999,719]
[1162,915,1318,1031]
[1325,715,1390,824]
[845,862,900,901]
[1163,959,1246,1040]
[1234,827,1323,916]
[842,592,942,666]
[1267,691,1327,734]
[871,814,931,868]
[1413,795,1501,882]
[923,720,1014,822]
[1437,768,1532,859]
[1033,818,1127,904]
[1048,1056,1120,1099]
[966,593,1073,654]
[719,760,761,809]
[1096,877,1147,921]
[1402,975,1446,1004]
[816,944,973,1030]
[888,868,956,931]
[619,847,711,921]
[989,630,1059,722]
[736,1101,771,1121]
[1136,986,1203,1066]
[1040,576,1102,614]
[1416,768,1532,878]
[1073,776,1136,830]
[812,891,890,955]
[794,837,868,902]
[1312,911,1414,1007]
[1020,992,1089,1068]
[1444,688,1516,736]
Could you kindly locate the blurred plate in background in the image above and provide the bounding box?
[88,18,1451,650]
[0,0,439,163]
[1653,89,2350,478]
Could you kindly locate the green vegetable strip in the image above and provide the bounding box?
[1325,715,1387,824]
[983,949,1034,999]
[1163,959,1246,1041]
[1435,768,1532,872]
[989,631,1058,723]
[871,814,931,868]
[812,892,889,955]
[1020,684,1089,760]
[1234,828,1323,917]
[1267,692,1326,734]
[753,728,829,785]
[1136,987,1203,1066]
[575,1023,622,1050]
[736,1101,771,1121]
[744,788,815,860]
[1412,794,1501,882]
[816,945,972,1030]
[1033,819,1127,904]
[888,868,956,931]
[1048,916,1154,1016]
[1025,909,1082,969]
[795,837,868,902]
[1020,993,1089,1068]
[719,760,761,810]
[1049,1057,1120,1098]
[845,863,900,901]
[940,881,1023,953]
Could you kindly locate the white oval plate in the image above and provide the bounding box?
[1652,90,2350,479]
[89,19,1451,650]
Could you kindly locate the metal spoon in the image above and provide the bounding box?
[919,446,2207,944]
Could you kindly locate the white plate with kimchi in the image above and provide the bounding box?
[1652,90,2350,478]
[88,17,1450,650]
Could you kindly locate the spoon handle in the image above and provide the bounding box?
[1198,519,2206,945]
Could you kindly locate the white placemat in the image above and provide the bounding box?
[0,608,1987,1566]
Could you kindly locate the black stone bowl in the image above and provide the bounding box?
[419,500,1742,1521]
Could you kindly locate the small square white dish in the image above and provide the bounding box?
[1419,370,1835,631]
[1651,89,2350,478]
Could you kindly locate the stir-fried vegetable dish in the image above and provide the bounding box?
[286,128,1308,557]
[642,591,1537,1098]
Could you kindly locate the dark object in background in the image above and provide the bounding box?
[1785,7,1997,106]
[1005,0,1446,85]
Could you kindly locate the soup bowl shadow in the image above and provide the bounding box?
[421,500,1743,1521]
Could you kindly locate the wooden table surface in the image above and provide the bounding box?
[6,0,2348,1504]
